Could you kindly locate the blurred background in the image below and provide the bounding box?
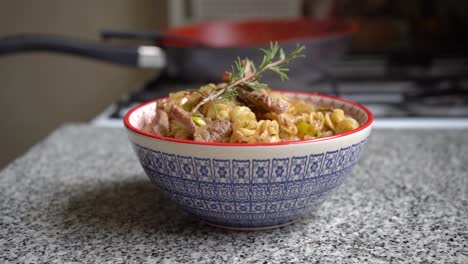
[0,1,167,168]
[1,0,467,168]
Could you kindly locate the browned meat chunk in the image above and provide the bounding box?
[151,109,170,136]
[237,88,289,114]
[171,105,197,135]
[194,120,232,142]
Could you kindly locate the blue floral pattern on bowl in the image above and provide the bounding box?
[131,138,368,228]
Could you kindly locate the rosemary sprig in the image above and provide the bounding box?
[191,42,305,113]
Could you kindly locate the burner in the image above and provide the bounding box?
[405,96,468,117]
[404,80,468,117]
[103,53,468,122]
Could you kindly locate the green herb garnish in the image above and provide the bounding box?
[297,120,311,134]
[297,120,318,137]
[191,42,305,113]
[191,116,207,126]
[317,106,328,111]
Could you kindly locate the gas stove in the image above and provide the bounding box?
[93,53,468,128]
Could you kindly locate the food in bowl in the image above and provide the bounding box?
[141,43,360,143]
[143,85,360,143]
[124,43,374,229]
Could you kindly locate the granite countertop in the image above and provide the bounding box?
[0,124,467,263]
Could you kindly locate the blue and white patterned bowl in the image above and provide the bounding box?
[124,91,374,229]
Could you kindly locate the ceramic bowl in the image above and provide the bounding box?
[124,91,374,229]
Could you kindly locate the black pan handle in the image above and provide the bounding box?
[100,29,206,47]
[0,34,166,69]
[101,29,166,41]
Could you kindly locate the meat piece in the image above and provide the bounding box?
[194,120,232,142]
[237,88,289,114]
[170,105,197,135]
[151,109,169,136]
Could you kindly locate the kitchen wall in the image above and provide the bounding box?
[0,0,167,168]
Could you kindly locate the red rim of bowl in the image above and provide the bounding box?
[124,91,374,147]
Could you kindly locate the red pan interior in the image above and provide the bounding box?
[162,18,356,48]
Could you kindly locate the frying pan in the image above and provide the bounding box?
[0,18,355,82]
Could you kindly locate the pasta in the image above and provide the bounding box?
[143,84,361,143]
[201,99,236,121]
[230,106,258,143]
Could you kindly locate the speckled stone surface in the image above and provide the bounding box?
[1,124,467,263]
